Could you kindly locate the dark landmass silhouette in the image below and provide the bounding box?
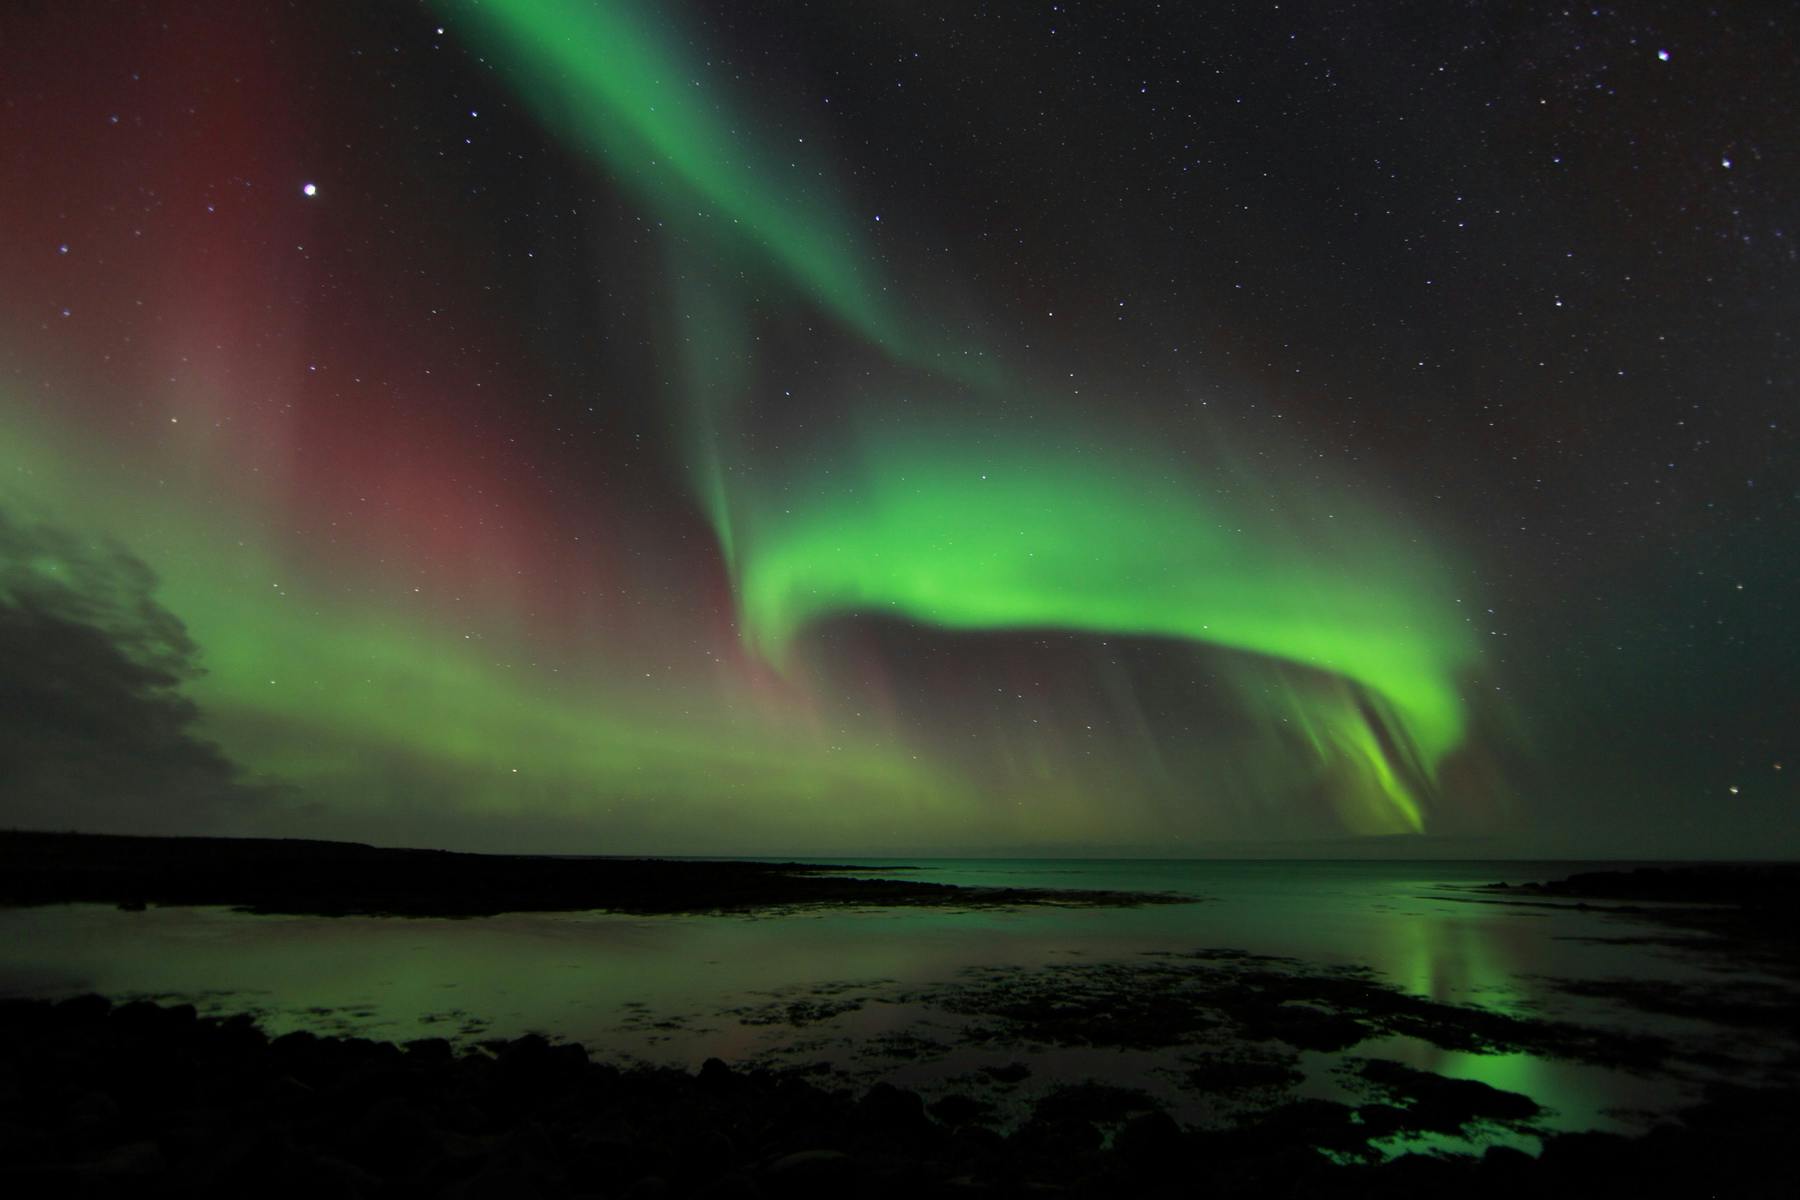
[0,831,1188,917]
[1481,862,1800,968]
[1490,862,1800,906]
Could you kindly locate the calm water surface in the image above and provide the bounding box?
[3,859,1788,1154]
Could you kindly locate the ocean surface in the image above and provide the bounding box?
[3,859,1790,1155]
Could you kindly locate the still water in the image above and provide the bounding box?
[2,860,1788,1152]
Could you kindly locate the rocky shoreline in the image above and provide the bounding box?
[3,994,1797,1199]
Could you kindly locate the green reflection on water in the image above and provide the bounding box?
[0,862,1775,1155]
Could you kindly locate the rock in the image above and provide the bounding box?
[86,1139,166,1177]
[269,1029,321,1058]
[856,1082,929,1136]
[403,1036,454,1064]
[256,1073,317,1115]
[0,1119,49,1163]
[64,1089,121,1124]
[489,1117,558,1174]
[570,1115,663,1186]
[1243,1004,1367,1052]
[763,1148,858,1193]
[1353,1103,1411,1137]
[1013,1114,1101,1157]
[982,1061,1031,1084]
[686,1126,737,1177]
[1481,1142,1537,1176]
[1245,1099,1366,1154]
[1113,1110,1183,1168]
[927,1093,994,1128]
[180,1125,297,1192]
[949,1124,1007,1163]
[61,1088,124,1154]
[110,999,168,1033]
[216,1011,268,1050]
[1357,1059,1539,1132]
[691,1169,763,1199]
[443,1163,550,1200]
[1032,1082,1156,1125]
[494,1033,589,1094]
[55,994,112,1022]
[342,1092,440,1176]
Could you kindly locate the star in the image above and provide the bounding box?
[302,182,318,197]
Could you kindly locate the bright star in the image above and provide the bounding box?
[302,182,318,197]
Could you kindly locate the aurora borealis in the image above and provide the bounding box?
[1,1,1792,855]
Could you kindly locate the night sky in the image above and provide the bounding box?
[1,1,1792,857]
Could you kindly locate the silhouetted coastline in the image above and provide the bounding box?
[1489,862,1800,907]
[0,831,1187,918]
[1483,862,1800,966]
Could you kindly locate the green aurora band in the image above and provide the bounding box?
[445,0,1487,834]
[0,403,965,848]
[0,1,1496,849]
[727,423,1477,833]
[437,0,922,362]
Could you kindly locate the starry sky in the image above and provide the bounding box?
[1,1,1792,857]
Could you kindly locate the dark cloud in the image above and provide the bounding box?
[0,507,269,833]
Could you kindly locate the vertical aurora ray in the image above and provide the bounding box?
[665,246,755,577]
[433,0,925,363]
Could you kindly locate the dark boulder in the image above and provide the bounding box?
[1113,1109,1184,1170]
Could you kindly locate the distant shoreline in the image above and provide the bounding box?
[0,831,1191,918]
[1482,862,1800,905]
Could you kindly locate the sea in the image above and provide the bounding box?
[3,859,1791,1156]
